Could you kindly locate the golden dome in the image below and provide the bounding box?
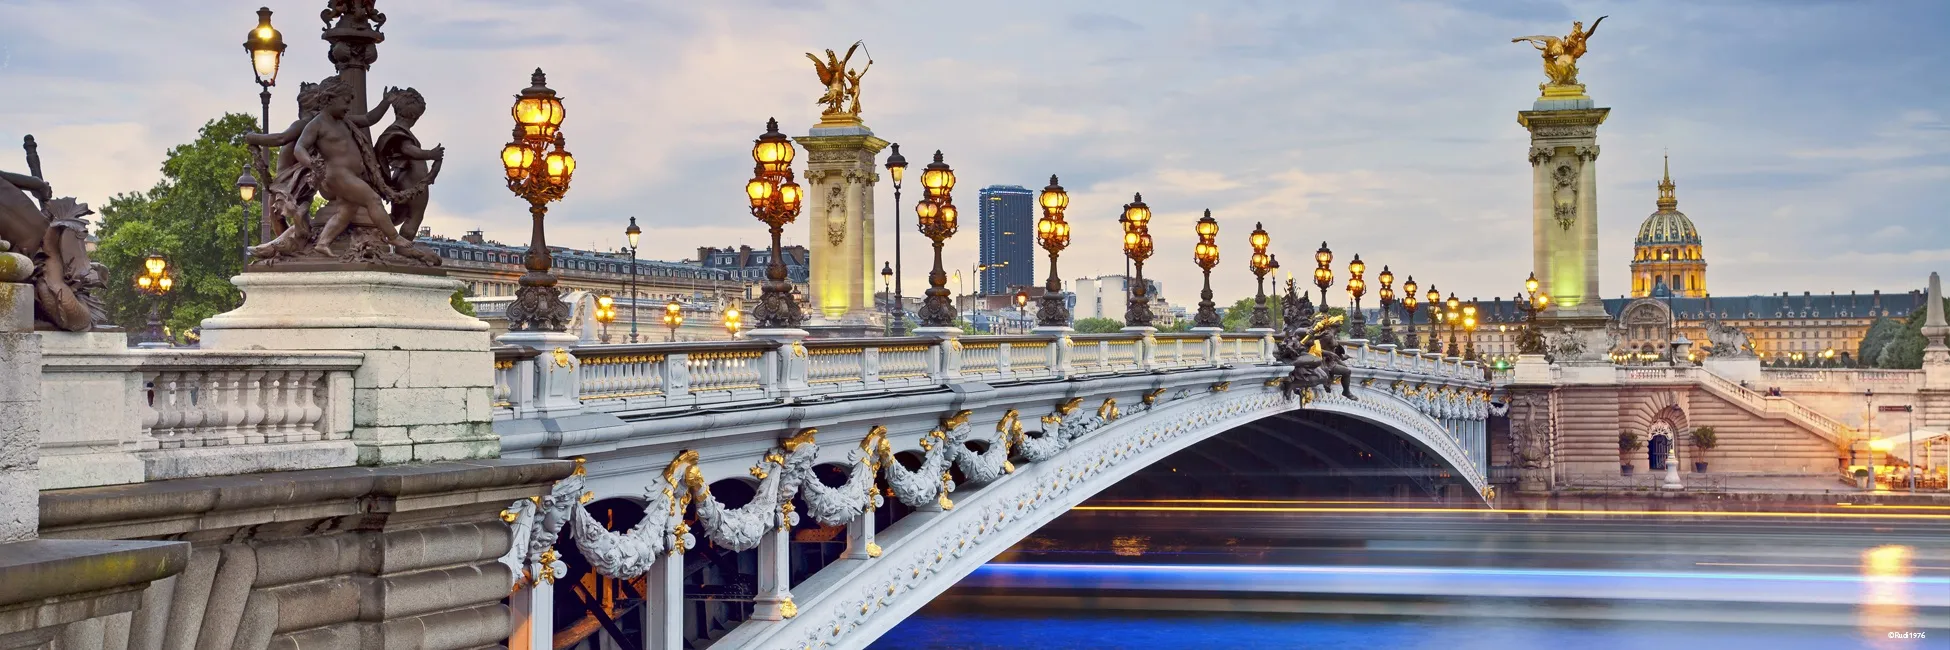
[1635,154,1700,246]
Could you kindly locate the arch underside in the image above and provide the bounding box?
[718,382,1487,649]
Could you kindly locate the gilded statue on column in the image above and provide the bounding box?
[806,41,872,121]
[1513,16,1606,89]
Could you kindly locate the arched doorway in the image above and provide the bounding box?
[1647,421,1674,471]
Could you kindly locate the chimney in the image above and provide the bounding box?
[463,229,485,245]
[697,247,712,265]
[1874,289,1882,309]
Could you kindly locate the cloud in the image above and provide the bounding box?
[0,0,1945,306]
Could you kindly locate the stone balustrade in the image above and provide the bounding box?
[37,343,361,489]
[1759,368,1924,391]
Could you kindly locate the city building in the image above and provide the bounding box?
[1071,275,1168,323]
[977,185,1034,296]
[696,244,812,301]
[1461,163,1927,365]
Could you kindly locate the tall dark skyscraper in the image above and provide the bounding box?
[978,185,1035,296]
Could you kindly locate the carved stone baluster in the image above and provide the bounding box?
[138,370,163,445]
[279,370,308,440]
[214,370,247,445]
[151,371,185,448]
[299,370,326,441]
[260,370,291,444]
[174,371,209,446]
[239,369,267,444]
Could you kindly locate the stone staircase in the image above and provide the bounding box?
[1685,390,1839,474]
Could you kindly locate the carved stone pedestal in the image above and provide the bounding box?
[1520,89,1610,322]
[201,271,496,465]
[797,123,888,325]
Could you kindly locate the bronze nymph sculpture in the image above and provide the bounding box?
[1,137,111,331]
[1513,16,1606,88]
[807,42,871,119]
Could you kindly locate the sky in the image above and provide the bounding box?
[3,0,1946,309]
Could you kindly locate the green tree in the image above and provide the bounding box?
[1220,294,1283,332]
[1857,317,1903,366]
[1158,319,1193,333]
[450,288,476,317]
[1074,317,1122,333]
[95,113,259,338]
[1870,297,1950,369]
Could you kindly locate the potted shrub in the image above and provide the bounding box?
[1691,426,1717,473]
[1619,431,1641,475]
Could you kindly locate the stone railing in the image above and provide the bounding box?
[1759,368,1924,392]
[1619,366,1698,383]
[38,344,362,489]
[1343,341,1481,380]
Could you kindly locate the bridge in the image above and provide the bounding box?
[486,328,1492,648]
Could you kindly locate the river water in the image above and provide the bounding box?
[867,503,1949,649]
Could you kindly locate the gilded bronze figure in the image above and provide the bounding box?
[1513,16,1606,88]
[807,42,871,118]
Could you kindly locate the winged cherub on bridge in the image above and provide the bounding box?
[1513,16,1606,88]
[807,42,870,117]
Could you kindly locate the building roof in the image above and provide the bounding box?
[1634,155,1701,247]
[421,233,731,280]
[1468,289,1927,324]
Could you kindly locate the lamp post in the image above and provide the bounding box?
[1376,266,1397,345]
[745,119,805,329]
[1192,210,1222,329]
[500,70,576,333]
[664,298,684,342]
[724,303,743,338]
[885,144,908,334]
[625,216,641,342]
[1121,193,1154,328]
[1425,285,1441,353]
[242,7,284,245]
[1035,175,1072,330]
[235,165,257,269]
[1313,241,1334,314]
[594,294,615,343]
[1464,298,1480,360]
[1248,222,1273,330]
[1444,292,1461,358]
[915,151,959,330]
[1346,254,1367,337]
[881,261,895,335]
[1013,290,1029,334]
[134,252,174,348]
[1402,276,1420,349]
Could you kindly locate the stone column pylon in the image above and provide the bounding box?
[1519,92,1609,321]
[796,121,888,328]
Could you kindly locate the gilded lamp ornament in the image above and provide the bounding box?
[1192,210,1221,328]
[501,69,577,332]
[746,118,806,329]
[1035,175,1072,328]
[1120,193,1154,328]
[915,151,959,329]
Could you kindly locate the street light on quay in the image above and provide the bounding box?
[915,151,959,330]
[1376,266,1397,346]
[1013,289,1029,334]
[624,216,642,342]
[885,144,908,334]
[745,118,805,329]
[1401,275,1420,350]
[1193,210,1222,329]
[881,261,895,335]
[1035,175,1072,330]
[1346,254,1367,336]
[663,298,684,342]
[235,165,257,266]
[593,294,616,343]
[1120,193,1154,329]
[134,252,175,347]
[500,69,576,332]
[724,303,744,338]
[242,6,284,244]
[1248,222,1273,330]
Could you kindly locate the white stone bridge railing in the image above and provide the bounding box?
[492,330,1310,420]
[37,340,361,490]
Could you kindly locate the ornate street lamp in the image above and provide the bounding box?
[1313,241,1334,311]
[242,7,284,244]
[1376,266,1397,345]
[663,298,685,342]
[915,151,959,329]
[880,261,895,335]
[1426,285,1442,354]
[1035,175,1072,329]
[1013,289,1029,334]
[1248,222,1273,329]
[235,165,257,266]
[1193,210,1222,328]
[624,216,642,342]
[885,144,908,332]
[501,69,577,332]
[745,118,805,329]
[1401,275,1420,349]
[134,252,175,346]
[1346,254,1367,336]
[1463,298,1480,360]
[1444,292,1462,358]
[1121,193,1154,328]
[594,294,616,343]
[724,303,744,338]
